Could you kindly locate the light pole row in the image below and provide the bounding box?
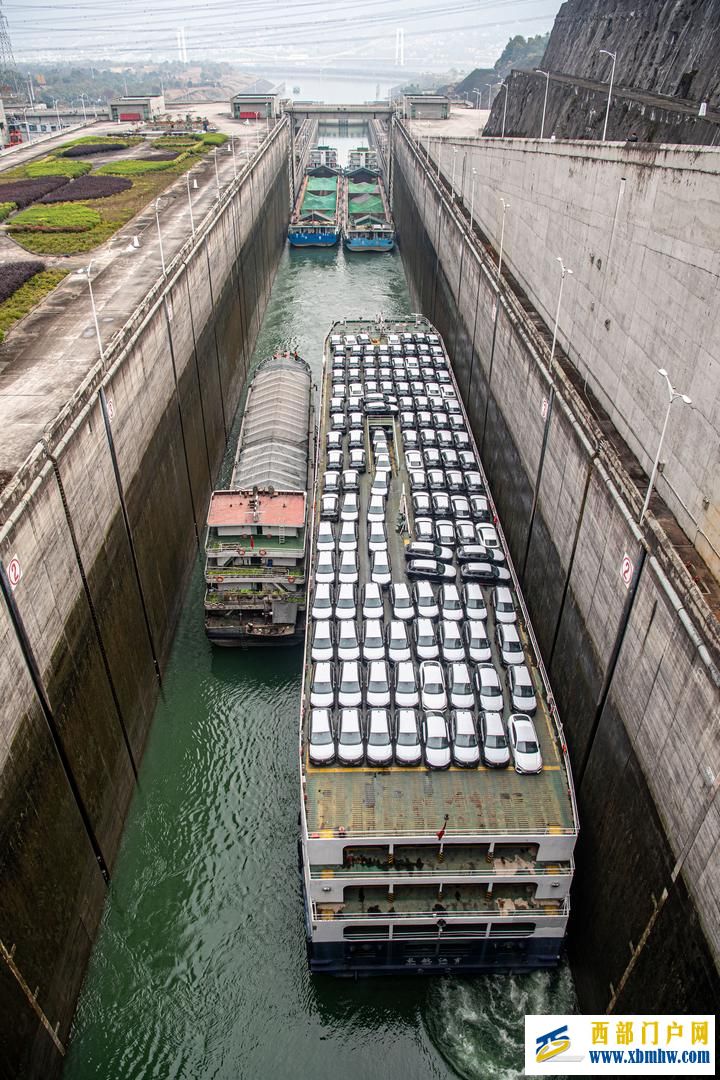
[535,49,617,140]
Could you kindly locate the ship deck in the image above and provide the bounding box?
[302,318,577,842]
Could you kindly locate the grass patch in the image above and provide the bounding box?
[96,154,188,176]
[0,269,68,343]
[0,201,17,221]
[27,157,92,178]
[62,142,128,157]
[39,175,132,203]
[199,132,228,145]
[9,203,102,233]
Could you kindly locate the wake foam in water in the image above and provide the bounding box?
[424,966,577,1080]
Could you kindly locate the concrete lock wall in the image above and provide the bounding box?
[439,136,720,580]
[0,122,289,1078]
[392,122,720,1012]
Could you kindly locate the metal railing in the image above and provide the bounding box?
[313,897,570,921]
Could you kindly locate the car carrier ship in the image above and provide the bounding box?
[298,317,578,975]
[204,351,315,646]
[342,167,395,252]
[288,163,343,248]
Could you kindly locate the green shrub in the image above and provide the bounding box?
[26,157,92,178]
[0,269,68,342]
[59,135,130,148]
[199,132,228,145]
[152,136,199,150]
[96,154,188,176]
[9,203,102,233]
[0,201,16,221]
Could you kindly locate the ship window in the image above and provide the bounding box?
[392,924,439,937]
[489,922,535,937]
[343,924,389,939]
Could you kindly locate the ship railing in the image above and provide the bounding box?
[312,898,570,921]
[206,566,305,581]
[206,541,304,556]
[305,824,577,839]
[309,863,573,880]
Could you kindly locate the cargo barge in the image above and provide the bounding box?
[288,163,343,248]
[204,352,315,646]
[342,167,395,252]
[298,318,578,975]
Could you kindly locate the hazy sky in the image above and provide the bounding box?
[7,0,562,70]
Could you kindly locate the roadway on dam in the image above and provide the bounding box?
[62,185,575,1080]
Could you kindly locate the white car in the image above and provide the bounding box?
[366,660,392,707]
[368,520,388,552]
[414,618,439,660]
[371,471,390,498]
[338,549,359,584]
[463,583,487,621]
[386,619,412,663]
[337,708,364,766]
[414,580,440,620]
[371,549,392,587]
[320,493,339,521]
[338,660,363,709]
[366,708,393,767]
[336,621,360,662]
[493,586,517,625]
[311,583,333,621]
[391,582,415,622]
[475,665,504,713]
[439,620,465,663]
[395,661,419,708]
[420,660,447,712]
[455,520,476,546]
[395,709,422,765]
[405,450,424,471]
[315,548,335,585]
[311,620,334,662]
[310,662,335,709]
[308,709,335,766]
[362,619,386,662]
[341,492,359,521]
[362,582,384,621]
[480,710,510,768]
[448,661,475,710]
[508,664,537,714]
[476,523,501,549]
[463,621,492,663]
[334,583,357,622]
[338,520,358,552]
[496,623,524,666]
[508,714,543,774]
[435,519,455,548]
[451,709,480,768]
[422,712,451,769]
[367,494,386,522]
[439,583,463,622]
[316,521,335,552]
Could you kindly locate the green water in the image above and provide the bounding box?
[64,245,575,1080]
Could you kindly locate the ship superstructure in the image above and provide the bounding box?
[298,318,578,974]
[204,352,314,645]
[347,146,379,170]
[308,144,339,169]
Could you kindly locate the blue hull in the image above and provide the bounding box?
[288,230,339,248]
[307,937,563,976]
[344,235,395,252]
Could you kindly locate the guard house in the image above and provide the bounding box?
[231,93,280,120]
[109,95,165,122]
[402,94,450,120]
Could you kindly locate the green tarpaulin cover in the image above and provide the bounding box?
[307,176,337,191]
[347,181,379,194]
[302,192,337,211]
[348,194,384,215]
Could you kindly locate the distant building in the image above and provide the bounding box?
[109,95,165,122]
[6,104,109,141]
[402,94,450,120]
[231,93,280,120]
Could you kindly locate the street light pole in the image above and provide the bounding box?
[599,49,617,142]
[638,369,692,526]
[52,97,61,131]
[213,148,221,193]
[450,147,458,199]
[535,69,550,139]
[154,198,166,275]
[79,93,88,123]
[472,88,481,110]
[469,167,477,232]
[228,136,237,178]
[76,263,104,362]
[549,257,572,381]
[497,198,509,283]
[437,140,443,180]
[186,170,196,236]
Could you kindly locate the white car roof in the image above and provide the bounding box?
[479,664,500,686]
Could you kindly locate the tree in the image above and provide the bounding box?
[494,33,550,77]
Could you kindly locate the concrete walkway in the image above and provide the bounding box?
[0,119,272,482]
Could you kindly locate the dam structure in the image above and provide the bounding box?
[0,101,718,1075]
